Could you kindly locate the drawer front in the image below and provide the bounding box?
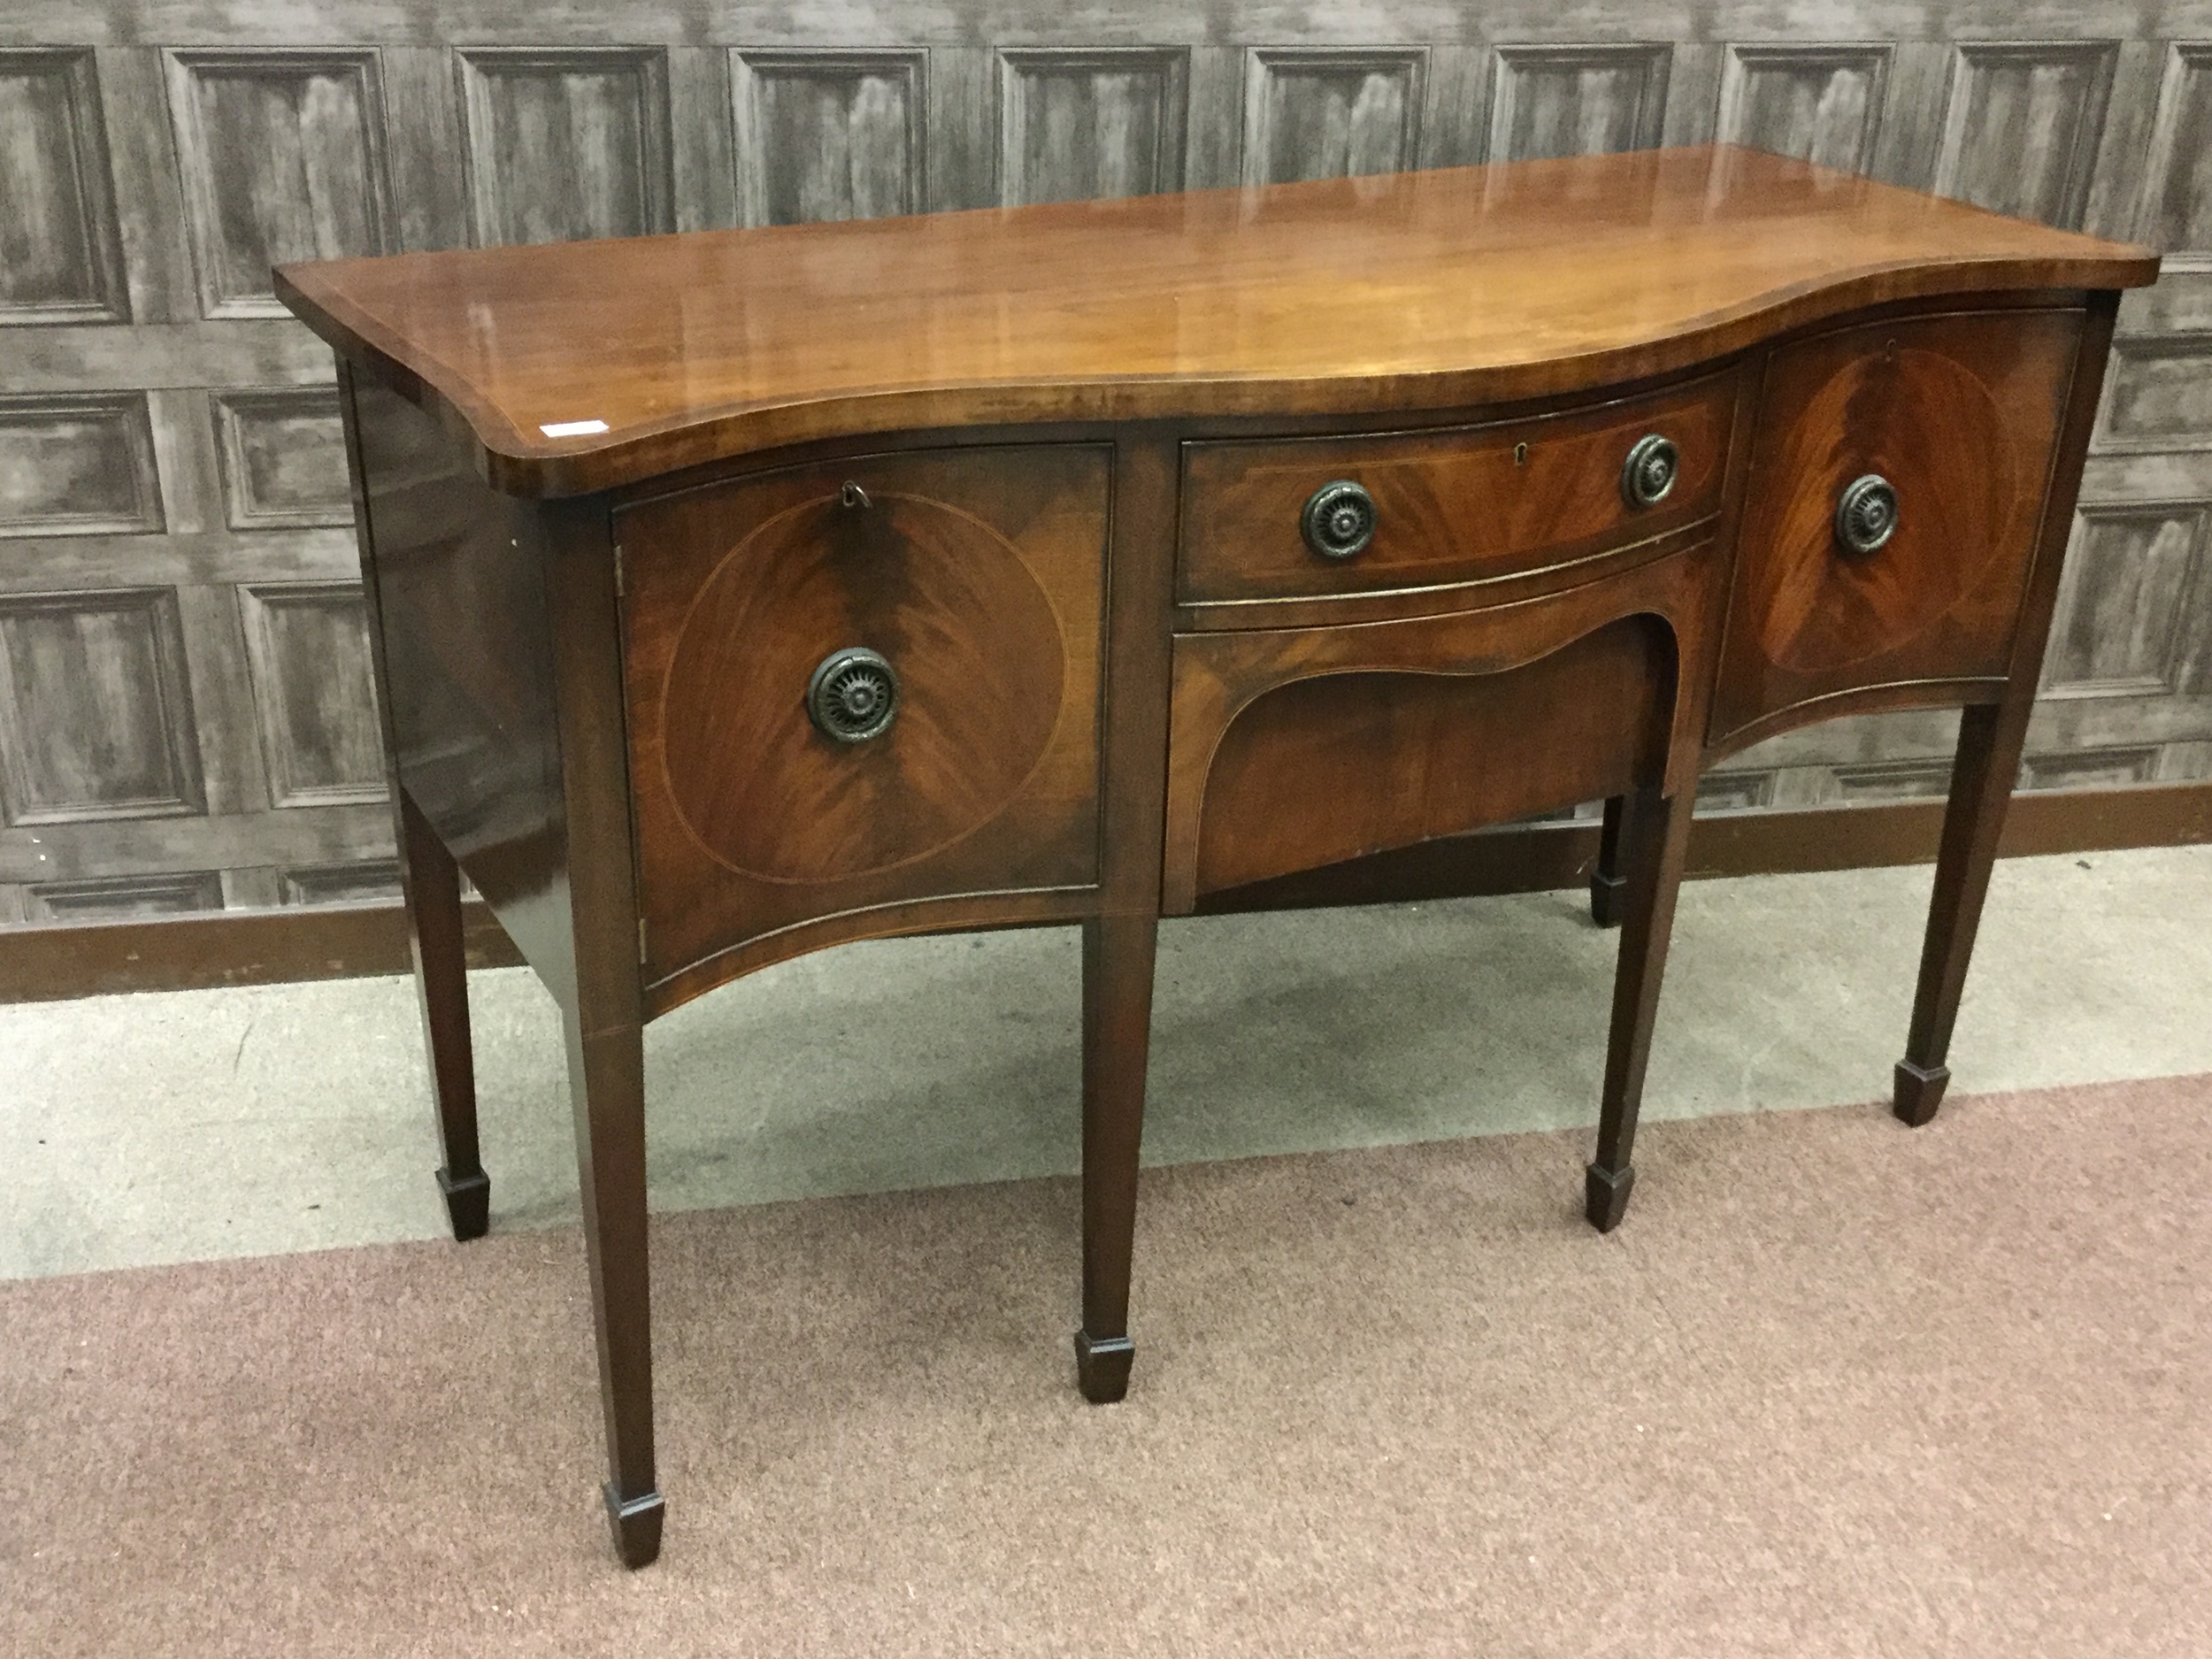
[1711,309,2083,746]
[1177,373,1736,613]
[1161,541,1726,913]
[618,444,1109,995]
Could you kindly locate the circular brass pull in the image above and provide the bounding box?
[1621,434,1678,510]
[806,647,898,743]
[1301,480,1377,560]
[1835,474,1899,556]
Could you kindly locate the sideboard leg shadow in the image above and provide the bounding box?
[1075,910,1159,1403]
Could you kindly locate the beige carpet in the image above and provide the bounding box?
[4,1073,2208,1657]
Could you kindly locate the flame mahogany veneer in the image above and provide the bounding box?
[280,147,2156,1568]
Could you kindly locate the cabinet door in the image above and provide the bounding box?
[1710,309,2082,749]
[618,444,1109,1006]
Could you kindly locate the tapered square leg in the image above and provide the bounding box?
[1589,793,1631,929]
[1894,703,2028,1128]
[1586,783,1694,1232]
[566,1010,661,1567]
[1076,910,1159,1403]
[603,1482,666,1570]
[397,789,488,1240]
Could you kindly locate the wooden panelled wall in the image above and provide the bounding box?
[4,3,2212,925]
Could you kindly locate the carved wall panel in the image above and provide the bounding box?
[0,3,2208,926]
[0,49,126,325]
[1715,45,1889,173]
[1000,49,1187,206]
[211,388,351,529]
[732,50,923,227]
[0,588,203,826]
[1490,45,1671,164]
[0,394,162,537]
[458,49,673,246]
[1931,42,2116,229]
[237,582,384,809]
[165,50,388,318]
[1243,50,1424,186]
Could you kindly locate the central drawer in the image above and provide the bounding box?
[1177,371,1737,617]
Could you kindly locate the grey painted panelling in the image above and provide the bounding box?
[2045,507,2207,697]
[0,50,127,325]
[24,868,224,918]
[1931,42,2116,229]
[458,48,673,245]
[2021,745,2164,787]
[731,50,924,227]
[2,7,2211,923]
[236,582,384,810]
[0,588,203,826]
[2096,333,2212,452]
[165,50,389,319]
[279,858,399,903]
[999,48,1187,206]
[2141,44,2212,262]
[1489,44,1670,164]
[0,392,162,536]
[210,388,350,528]
[1714,44,1890,173]
[1242,49,1424,186]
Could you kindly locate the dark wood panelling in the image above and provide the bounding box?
[999,48,1187,206]
[457,49,672,246]
[164,50,388,319]
[1490,45,1671,164]
[1241,49,1424,186]
[236,580,383,809]
[0,49,127,326]
[2043,505,2205,697]
[211,388,350,528]
[1932,42,2117,230]
[0,392,162,536]
[731,50,924,227]
[0,588,204,826]
[1714,44,1890,173]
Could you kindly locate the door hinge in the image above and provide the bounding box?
[637,917,649,964]
[613,543,626,597]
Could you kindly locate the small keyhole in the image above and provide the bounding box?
[1514,442,1529,467]
[840,481,872,510]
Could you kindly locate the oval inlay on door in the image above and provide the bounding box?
[658,489,1066,885]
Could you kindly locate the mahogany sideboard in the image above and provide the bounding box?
[278,145,2157,1567]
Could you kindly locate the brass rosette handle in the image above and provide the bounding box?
[1300,480,1378,560]
[806,647,899,743]
[1621,434,1678,510]
[1834,474,1900,556]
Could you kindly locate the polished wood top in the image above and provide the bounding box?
[280,145,2155,497]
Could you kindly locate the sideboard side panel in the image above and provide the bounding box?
[345,366,571,987]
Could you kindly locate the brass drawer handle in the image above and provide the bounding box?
[1621,434,1678,510]
[806,647,898,743]
[1835,473,1899,556]
[1301,480,1377,560]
